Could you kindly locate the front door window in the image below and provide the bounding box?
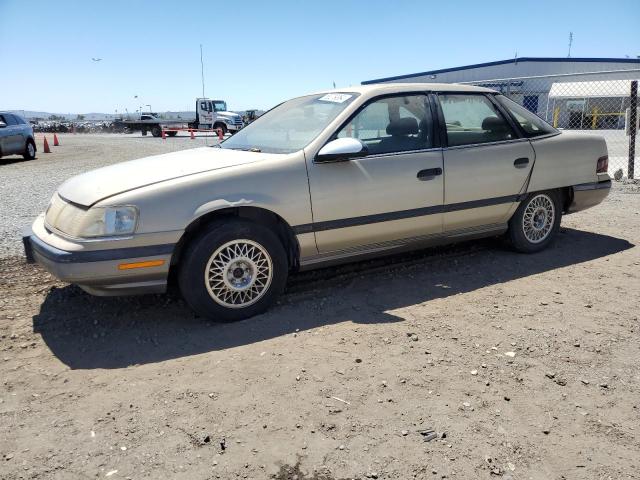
[337,94,432,154]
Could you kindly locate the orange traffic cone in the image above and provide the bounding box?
[190,129,195,140]
[161,128,166,140]
[217,128,223,140]
[43,136,51,153]
[53,133,59,146]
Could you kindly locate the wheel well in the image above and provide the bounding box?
[170,206,300,273]
[559,186,573,213]
[524,187,573,213]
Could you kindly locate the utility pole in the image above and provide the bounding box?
[200,44,205,98]
[567,32,573,58]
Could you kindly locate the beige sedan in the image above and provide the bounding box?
[24,84,611,321]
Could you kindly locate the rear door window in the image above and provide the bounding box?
[1,114,17,125]
[438,94,516,147]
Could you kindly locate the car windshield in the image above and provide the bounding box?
[219,93,359,154]
[213,101,227,112]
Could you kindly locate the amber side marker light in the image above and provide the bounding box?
[118,260,165,270]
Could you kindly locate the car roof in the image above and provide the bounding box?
[309,82,495,96]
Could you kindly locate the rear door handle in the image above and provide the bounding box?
[514,157,529,168]
[417,168,442,180]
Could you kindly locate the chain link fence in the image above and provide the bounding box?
[461,69,640,179]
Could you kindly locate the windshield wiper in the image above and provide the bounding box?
[215,145,262,152]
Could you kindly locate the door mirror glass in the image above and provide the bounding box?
[316,137,369,162]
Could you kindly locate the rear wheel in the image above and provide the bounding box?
[23,139,36,160]
[167,131,177,137]
[508,191,562,253]
[178,219,288,322]
[151,125,162,137]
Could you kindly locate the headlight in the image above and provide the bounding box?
[79,206,138,237]
[45,195,138,238]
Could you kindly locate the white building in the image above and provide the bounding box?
[362,57,640,128]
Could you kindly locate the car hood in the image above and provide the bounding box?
[218,111,240,119]
[58,147,268,207]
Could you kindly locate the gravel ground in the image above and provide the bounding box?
[0,133,220,258]
[1,134,639,479]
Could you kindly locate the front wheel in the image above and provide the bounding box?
[23,139,36,160]
[151,125,162,137]
[178,219,288,322]
[507,191,562,253]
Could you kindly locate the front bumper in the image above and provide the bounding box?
[23,216,175,296]
[226,123,242,132]
[567,179,611,213]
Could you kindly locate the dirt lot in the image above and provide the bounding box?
[1,135,639,480]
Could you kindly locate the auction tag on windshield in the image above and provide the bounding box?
[318,93,352,103]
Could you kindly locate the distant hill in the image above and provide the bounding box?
[9,109,263,121]
[9,111,119,121]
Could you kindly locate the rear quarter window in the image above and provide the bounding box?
[495,95,557,137]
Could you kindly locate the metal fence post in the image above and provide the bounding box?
[629,80,638,180]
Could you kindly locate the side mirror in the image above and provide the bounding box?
[316,137,369,163]
[0,121,6,128]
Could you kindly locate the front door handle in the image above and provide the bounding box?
[514,157,529,168]
[417,168,442,180]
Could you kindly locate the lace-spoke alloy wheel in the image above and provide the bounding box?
[204,239,273,308]
[179,219,288,322]
[508,190,561,253]
[522,194,555,244]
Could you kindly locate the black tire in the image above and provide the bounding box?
[507,190,562,253]
[213,122,227,135]
[23,139,36,160]
[178,219,288,322]
[151,125,162,137]
[167,131,177,137]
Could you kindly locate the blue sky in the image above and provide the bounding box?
[0,0,638,113]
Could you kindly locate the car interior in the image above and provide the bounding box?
[343,96,433,155]
[446,115,515,147]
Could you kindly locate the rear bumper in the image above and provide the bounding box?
[568,179,611,213]
[23,217,174,296]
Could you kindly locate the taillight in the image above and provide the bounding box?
[596,155,608,173]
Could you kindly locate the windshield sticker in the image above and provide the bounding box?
[318,93,353,104]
